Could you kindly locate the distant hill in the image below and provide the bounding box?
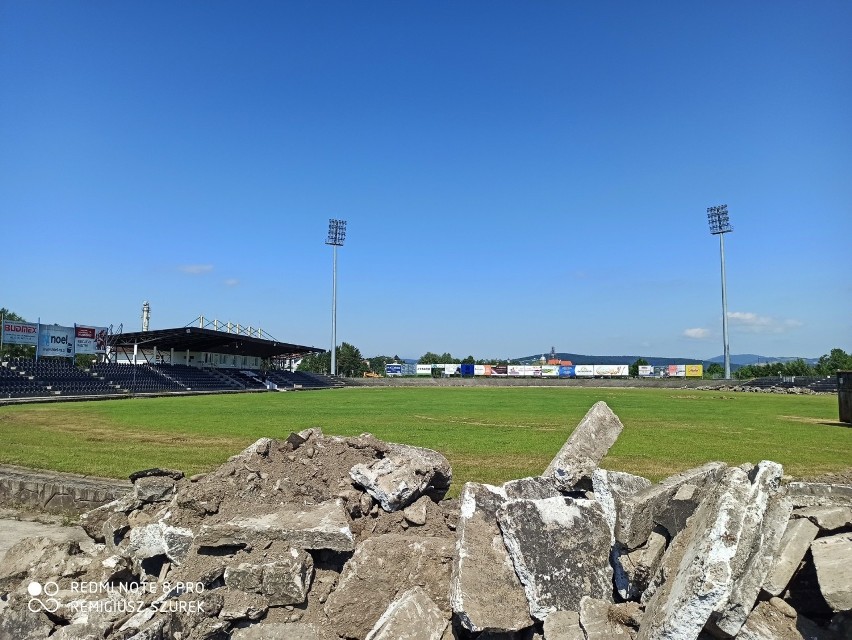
[707,354,819,366]
[514,353,710,367]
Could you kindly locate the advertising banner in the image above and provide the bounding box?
[385,364,403,376]
[415,364,432,375]
[593,364,629,377]
[474,364,486,376]
[638,365,654,377]
[559,365,575,378]
[574,364,594,377]
[490,365,507,376]
[2,320,39,346]
[522,365,542,377]
[541,365,559,377]
[75,326,108,354]
[667,364,686,377]
[460,364,475,377]
[507,365,523,377]
[653,365,667,377]
[685,364,704,377]
[38,324,75,357]
[443,363,461,376]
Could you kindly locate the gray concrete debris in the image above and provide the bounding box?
[324,534,454,640]
[580,596,638,639]
[132,475,177,503]
[592,468,653,543]
[195,499,355,551]
[403,495,431,526]
[736,601,805,640]
[542,401,625,490]
[128,468,185,482]
[763,517,820,597]
[791,505,852,532]
[502,476,563,500]
[497,496,612,620]
[350,443,452,511]
[811,532,852,612]
[787,482,852,508]
[231,622,325,640]
[450,483,534,633]
[228,437,274,462]
[638,462,787,640]
[707,462,792,638]
[224,549,314,605]
[543,610,584,640]
[616,462,727,549]
[127,521,194,566]
[365,586,450,640]
[616,527,668,600]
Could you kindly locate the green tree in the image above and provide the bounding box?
[782,359,815,377]
[705,363,724,378]
[816,348,852,376]
[418,352,442,365]
[336,342,368,378]
[629,358,649,377]
[439,352,458,364]
[461,355,476,364]
[367,355,401,376]
[298,351,331,374]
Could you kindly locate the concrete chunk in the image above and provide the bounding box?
[230,622,323,640]
[811,533,852,612]
[450,483,533,633]
[502,476,563,500]
[224,550,314,605]
[350,443,452,511]
[616,528,668,600]
[365,587,449,640]
[792,505,852,532]
[737,601,806,640]
[497,496,612,620]
[127,521,194,565]
[763,517,820,596]
[195,499,354,551]
[616,462,726,549]
[787,482,852,508]
[638,462,788,640]
[324,534,454,640]
[580,597,638,639]
[543,611,584,640]
[543,401,625,489]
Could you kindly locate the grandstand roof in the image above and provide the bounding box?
[109,327,324,359]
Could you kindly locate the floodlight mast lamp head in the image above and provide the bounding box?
[326,219,347,246]
[707,204,733,235]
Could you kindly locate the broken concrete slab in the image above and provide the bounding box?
[792,505,852,532]
[497,496,612,620]
[224,549,314,605]
[707,462,792,638]
[450,482,533,634]
[403,496,430,526]
[365,586,449,640]
[350,443,452,511]
[195,499,355,552]
[324,534,454,640]
[638,462,787,640]
[543,610,584,640]
[502,476,563,500]
[811,532,852,612]
[580,597,638,639]
[542,401,625,490]
[127,521,194,566]
[787,482,852,508]
[736,601,805,640]
[231,622,325,640]
[763,517,820,597]
[132,475,177,504]
[592,469,652,543]
[616,527,668,600]
[616,462,727,549]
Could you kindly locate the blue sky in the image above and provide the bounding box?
[1,1,850,360]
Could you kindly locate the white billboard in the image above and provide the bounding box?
[638,365,654,377]
[75,326,108,354]
[593,364,629,377]
[473,364,486,376]
[416,364,433,375]
[2,320,38,346]
[541,365,559,377]
[443,363,461,376]
[574,364,594,377]
[38,324,75,357]
[507,365,523,377]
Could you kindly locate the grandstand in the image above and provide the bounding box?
[0,324,335,402]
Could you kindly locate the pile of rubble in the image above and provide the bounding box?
[0,402,849,640]
[693,385,820,395]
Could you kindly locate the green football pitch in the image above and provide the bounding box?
[1,387,848,495]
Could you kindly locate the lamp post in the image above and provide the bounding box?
[325,219,347,376]
[707,204,733,379]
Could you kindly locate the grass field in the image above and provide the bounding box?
[1,387,849,495]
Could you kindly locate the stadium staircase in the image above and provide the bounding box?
[740,376,838,392]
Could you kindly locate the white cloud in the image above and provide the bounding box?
[727,311,802,334]
[683,328,710,339]
[179,264,214,275]
[223,278,239,287]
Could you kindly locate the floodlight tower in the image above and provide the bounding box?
[707,205,733,379]
[325,219,347,376]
